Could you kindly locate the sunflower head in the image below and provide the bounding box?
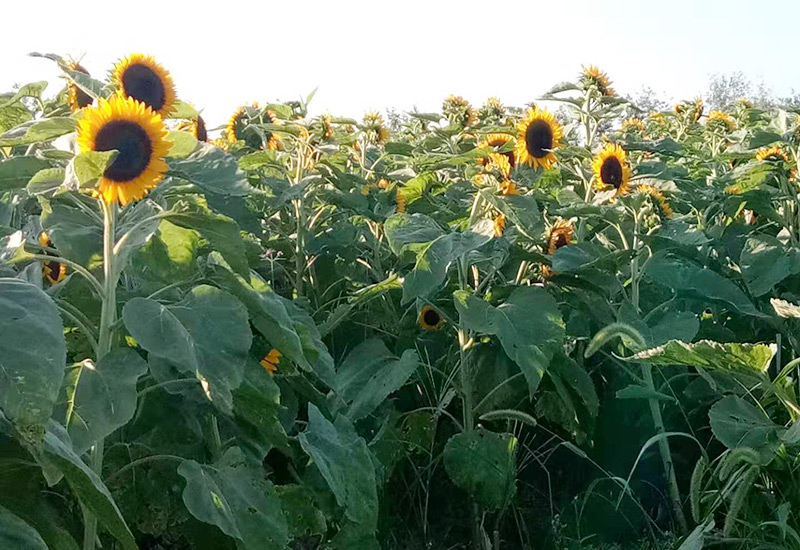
[443,95,477,127]
[736,97,754,110]
[418,305,445,332]
[581,66,616,97]
[321,114,334,139]
[621,118,646,134]
[177,115,208,142]
[706,110,736,131]
[76,95,170,205]
[377,178,391,190]
[648,111,666,125]
[499,180,518,196]
[755,145,789,163]
[592,143,631,195]
[493,213,506,237]
[542,219,573,277]
[478,133,516,174]
[38,231,67,285]
[514,107,563,170]
[65,59,93,112]
[478,97,506,121]
[260,349,281,375]
[635,184,673,218]
[362,111,390,145]
[395,190,407,213]
[112,54,176,117]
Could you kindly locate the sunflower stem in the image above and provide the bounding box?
[82,199,118,550]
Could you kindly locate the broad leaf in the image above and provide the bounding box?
[0,157,51,191]
[0,505,47,550]
[168,143,252,196]
[628,339,775,373]
[0,279,66,429]
[709,396,782,452]
[740,234,800,296]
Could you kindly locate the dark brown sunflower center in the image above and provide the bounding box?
[554,233,569,249]
[75,87,93,109]
[195,116,208,142]
[121,64,166,111]
[601,157,623,188]
[525,120,553,159]
[423,309,440,326]
[94,120,152,182]
[44,260,61,279]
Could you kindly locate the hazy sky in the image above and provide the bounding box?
[2,0,797,130]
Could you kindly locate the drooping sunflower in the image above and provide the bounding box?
[443,95,477,127]
[542,219,573,277]
[76,95,170,205]
[38,231,67,285]
[581,66,616,97]
[260,349,281,374]
[112,54,176,117]
[592,143,631,195]
[493,213,506,237]
[736,97,754,109]
[478,134,516,176]
[648,111,666,125]
[478,96,506,121]
[363,111,390,145]
[635,184,673,218]
[321,114,334,139]
[177,115,208,142]
[418,305,445,332]
[755,145,789,163]
[395,190,407,213]
[65,59,94,112]
[514,108,563,170]
[706,110,736,131]
[499,180,518,196]
[621,118,646,134]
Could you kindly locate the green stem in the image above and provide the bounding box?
[82,200,118,550]
[631,210,641,313]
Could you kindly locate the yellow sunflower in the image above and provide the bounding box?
[65,59,93,112]
[38,231,67,285]
[592,143,631,195]
[363,111,390,145]
[479,96,506,120]
[542,219,574,277]
[648,111,666,124]
[478,134,516,175]
[177,115,208,142]
[443,95,477,127]
[621,118,646,133]
[76,95,170,205]
[493,213,506,237]
[499,180,518,196]
[755,145,789,163]
[514,108,563,170]
[581,66,616,97]
[418,305,445,331]
[635,184,673,218]
[259,349,281,375]
[706,110,736,131]
[321,114,334,139]
[112,54,176,117]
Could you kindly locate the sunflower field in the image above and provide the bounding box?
[2,54,800,550]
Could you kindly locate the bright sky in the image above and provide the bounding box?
[3,0,798,130]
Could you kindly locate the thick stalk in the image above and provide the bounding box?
[630,207,687,533]
[293,137,307,297]
[82,200,118,550]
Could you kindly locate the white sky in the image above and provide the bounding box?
[3,0,798,130]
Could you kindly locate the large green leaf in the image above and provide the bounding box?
[0,157,51,191]
[209,255,335,388]
[709,396,782,452]
[0,505,47,550]
[336,339,419,420]
[479,190,544,239]
[40,195,103,268]
[178,448,288,550]
[0,279,66,429]
[627,339,775,373]
[443,428,517,509]
[645,253,764,317]
[384,213,444,256]
[232,362,289,458]
[740,234,800,296]
[31,422,136,550]
[57,349,147,456]
[454,287,565,396]
[275,485,327,539]
[166,197,250,279]
[0,118,76,147]
[122,285,252,413]
[297,405,378,529]
[402,219,494,303]
[168,143,252,196]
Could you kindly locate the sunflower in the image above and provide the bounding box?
[542,219,573,277]
[363,111,390,145]
[493,213,506,237]
[377,178,391,189]
[736,97,753,109]
[443,95,477,127]
[38,231,67,285]
[418,305,445,331]
[706,110,736,131]
[478,96,506,120]
[592,143,631,195]
[321,114,334,139]
[259,349,281,375]
[177,115,208,142]
[755,145,789,163]
[478,133,516,175]
[514,108,563,170]
[112,54,176,117]
[76,95,170,205]
[635,184,673,218]
[65,59,93,112]
[691,97,704,121]
[621,118,646,133]
[648,111,666,124]
[395,190,407,213]
[499,180,518,196]
[581,66,616,97]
